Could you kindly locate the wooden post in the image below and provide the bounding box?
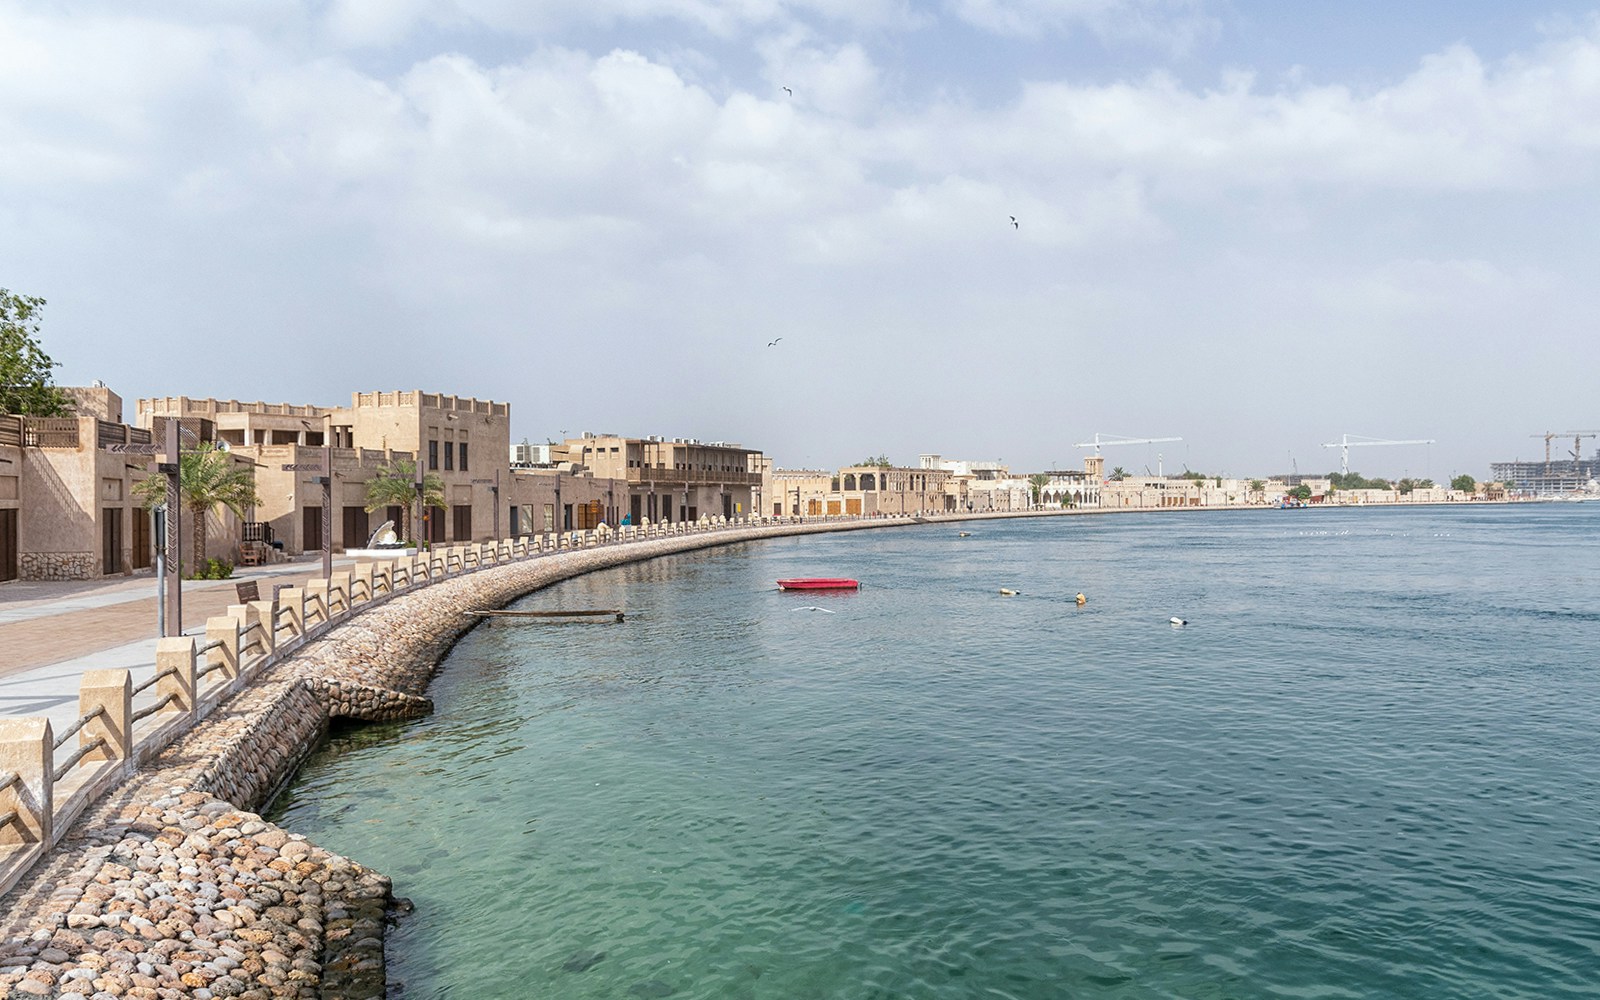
[0,718,51,848]
[329,571,352,616]
[204,616,241,686]
[155,636,197,717]
[78,670,132,765]
[278,587,305,640]
[305,579,331,627]
[247,599,276,658]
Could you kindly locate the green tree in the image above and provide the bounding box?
[1248,479,1266,502]
[1028,472,1049,505]
[134,443,262,575]
[1451,474,1476,492]
[1110,466,1128,481]
[1,289,71,416]
[364,458,443,543]
[859,454,892,467]
[1289,484,1313,501]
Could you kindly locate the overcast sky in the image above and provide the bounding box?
[6,1,1600,480]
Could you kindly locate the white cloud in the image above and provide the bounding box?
[948,0,1218,51]
[5,3,1600,475]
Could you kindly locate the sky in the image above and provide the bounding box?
[5,1,1600,481]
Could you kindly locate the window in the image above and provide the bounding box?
[459,442,468,471]
[428,440,439,471]
[444,441,454,471]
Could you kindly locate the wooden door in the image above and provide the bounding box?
[0,508,17,581]
[130,508,151,570]
[102,507,123,575]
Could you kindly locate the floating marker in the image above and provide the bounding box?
[1170,616,1187,626]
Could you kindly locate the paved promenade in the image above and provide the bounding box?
[0,558,354,737]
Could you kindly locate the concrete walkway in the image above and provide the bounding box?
[0,557,356,738]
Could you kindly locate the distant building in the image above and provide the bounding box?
[0,385,248,580]
[1490,453,1600,496]
[561,433,763,523]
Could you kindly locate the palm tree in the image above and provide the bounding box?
[364,458,443,544]
[1249,479,1265,503]
[1110,466,1128,481]
[135,443,261,575]
[1028,473,1049,506]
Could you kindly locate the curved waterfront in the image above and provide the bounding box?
[271,505,1600,998]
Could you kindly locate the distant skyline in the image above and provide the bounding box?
[6,1,1600,480]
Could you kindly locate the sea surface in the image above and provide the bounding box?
[269,505,1600,999]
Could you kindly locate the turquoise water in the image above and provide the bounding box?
[270,506,1600,998]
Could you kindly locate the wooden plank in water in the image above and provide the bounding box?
[465,609,624,621]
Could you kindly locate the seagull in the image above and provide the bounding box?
[793,606,835,613]
[1009,216,1019,229]
[783,86,793,96]
[768,337,783,347]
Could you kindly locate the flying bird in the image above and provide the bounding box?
[1009,216,1019,229]
[783,86,793,96]
[768,337,783,347]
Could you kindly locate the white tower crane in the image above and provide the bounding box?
[1074,433,1183,478]
[1074,432,1184,455]
[1321,433,1435,476]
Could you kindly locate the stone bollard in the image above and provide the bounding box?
[447,547,462,573]
[154,636,197,718]
[330,571,353,616]
[0,717,52,849]
[78,669,132,766]
[204,616,241,686]
[513,538,527,558]
[306,579,332,627]
[374,561,393,595]
[353,563,375,605]
[246,599,276,658]
[277,587,306,641]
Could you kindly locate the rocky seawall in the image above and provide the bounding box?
[0,518,909,999]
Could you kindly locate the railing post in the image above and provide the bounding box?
[0,718,51,848]
[329,571,352,616]
[353,563,375,605]
[155,636,197,718]
[247,599,277,658]
[374,561,392,595]
[305,579,331,627]
[278,588,305,641]
[78,669,132,765]
[204,616,241,685]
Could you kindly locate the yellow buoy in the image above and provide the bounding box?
[999,588,1018,596]
[1075,592,1087,606]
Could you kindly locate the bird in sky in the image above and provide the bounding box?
[1009,216,1019,229]
[782,86,793,96]
[768,337,783,347]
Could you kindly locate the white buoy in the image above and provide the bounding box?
[1170,616,1187,626]
[1000,588,1019,596]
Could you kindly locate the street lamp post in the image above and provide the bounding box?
[161,418,182,637]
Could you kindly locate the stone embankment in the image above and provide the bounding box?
[0,517,906,999]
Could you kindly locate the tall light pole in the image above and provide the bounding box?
[161,418,182,636]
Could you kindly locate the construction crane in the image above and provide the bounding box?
[1073,433,1183,479]
[1074,432,1183,455]
[1321,433,1435,476]
[1529,431,1600,473]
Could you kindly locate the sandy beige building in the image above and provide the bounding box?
[1,388,159,580]
[563,434,763,523]
[138,391,517,555]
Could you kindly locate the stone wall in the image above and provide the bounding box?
[18,552,97,581]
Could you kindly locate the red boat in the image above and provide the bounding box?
[778,578,860,591]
